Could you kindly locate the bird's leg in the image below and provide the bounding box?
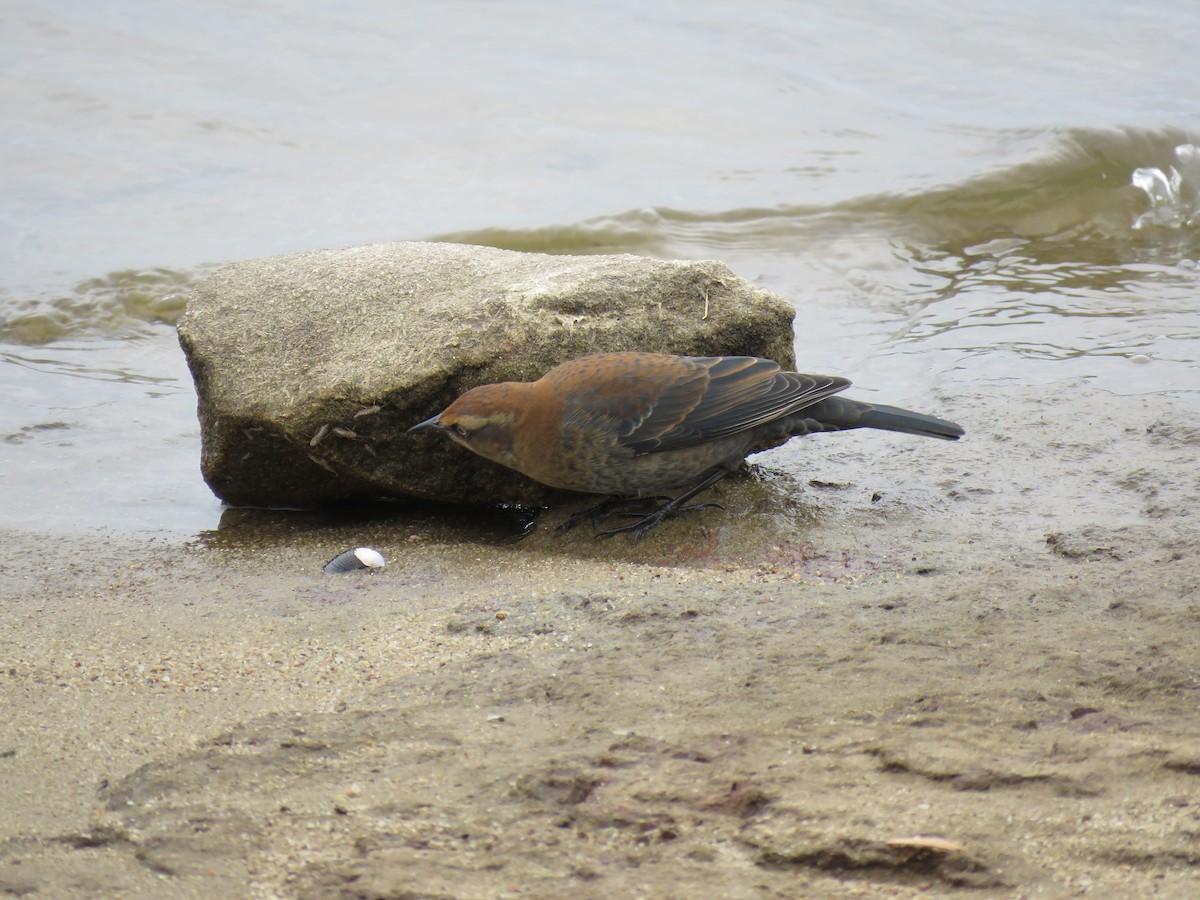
[598,467,731,541]
[557,495,670,532]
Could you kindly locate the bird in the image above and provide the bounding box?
[409,352,963,538]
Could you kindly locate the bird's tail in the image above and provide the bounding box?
[796,397,964,441]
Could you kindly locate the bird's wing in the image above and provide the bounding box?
[621,356,850,454]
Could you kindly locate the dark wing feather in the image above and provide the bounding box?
[624,356,850,454]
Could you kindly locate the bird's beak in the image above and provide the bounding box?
[408,413,446,435]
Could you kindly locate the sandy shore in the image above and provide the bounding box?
[2,381,1198,898]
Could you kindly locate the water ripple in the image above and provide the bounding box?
[0,267,197,344]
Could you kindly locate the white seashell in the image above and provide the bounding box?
[323,547,386,574]
[885,835,966,853]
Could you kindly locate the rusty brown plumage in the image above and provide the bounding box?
[410,352,963,537]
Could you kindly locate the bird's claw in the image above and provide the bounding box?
[557,496,671,532]
[597,501,725,541]
[612,501,723,520]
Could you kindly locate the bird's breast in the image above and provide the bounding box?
[515,413,753,496]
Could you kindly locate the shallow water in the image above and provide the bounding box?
[2,0,1198,534]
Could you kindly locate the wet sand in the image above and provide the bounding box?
[2,381,1198,898]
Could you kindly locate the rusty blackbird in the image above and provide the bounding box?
[410,352,963,537]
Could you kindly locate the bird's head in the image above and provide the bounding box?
[408,383,519,467]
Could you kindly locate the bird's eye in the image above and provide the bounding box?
[452,424,469,438]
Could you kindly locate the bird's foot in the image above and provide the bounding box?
[557,496,670,532]
[597,500,723,542]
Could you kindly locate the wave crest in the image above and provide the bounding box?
[437,127,1200,263]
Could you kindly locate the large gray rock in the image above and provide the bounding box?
[178,241,796,508]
